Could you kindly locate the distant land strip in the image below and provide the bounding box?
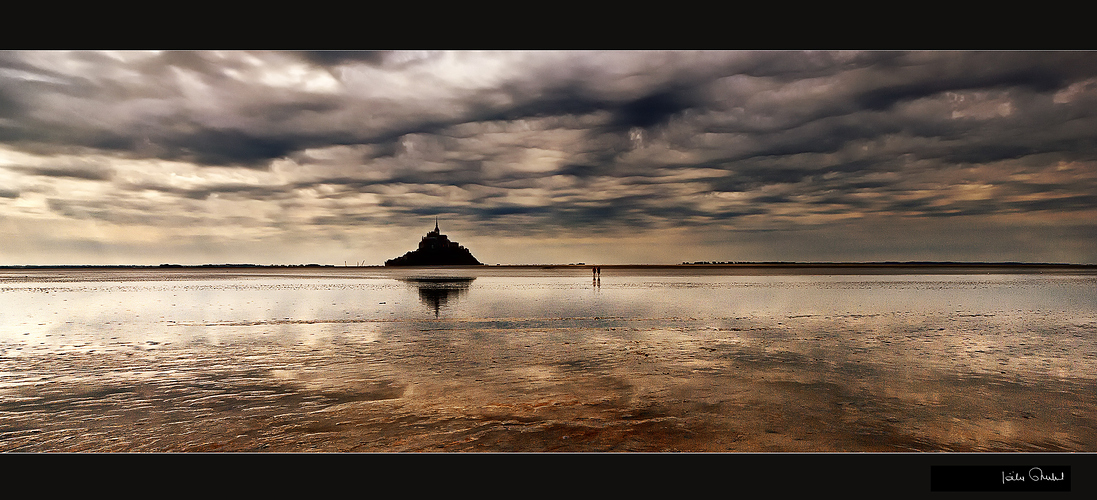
[1,262,1095,270]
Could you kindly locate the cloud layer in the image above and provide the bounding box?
[2,50,1096,265]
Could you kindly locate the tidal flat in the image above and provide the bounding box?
[1,265,1095,452]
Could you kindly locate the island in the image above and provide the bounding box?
[384,221,483,266]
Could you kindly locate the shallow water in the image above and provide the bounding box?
[1,266,1095,452]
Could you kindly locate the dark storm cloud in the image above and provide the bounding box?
[296,51,388,67]
[473,205,552,217]
[125,179,297,201]
[471,82,704,134]
[851,52,1081,111]
[1017,194,1097,212]
[610,89,700,130]
[6,156,115,181]
[159,129,314,168]
[10,165,114,181]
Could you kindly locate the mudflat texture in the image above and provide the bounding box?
[1,267,1094,452]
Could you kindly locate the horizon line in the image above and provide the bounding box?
[2,261,1096,269]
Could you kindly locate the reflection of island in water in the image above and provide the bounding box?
[404,277,475,316]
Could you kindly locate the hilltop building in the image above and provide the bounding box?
[384,220,483,266]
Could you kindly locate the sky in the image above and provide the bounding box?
[1,50,1096,266]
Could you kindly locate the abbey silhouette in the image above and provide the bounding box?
[384,220,483,266]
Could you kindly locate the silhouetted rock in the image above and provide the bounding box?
[384,221,483,266]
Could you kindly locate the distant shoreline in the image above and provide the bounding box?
[2,262,1095,270]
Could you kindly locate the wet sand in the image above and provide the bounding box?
[1,266,1095,452]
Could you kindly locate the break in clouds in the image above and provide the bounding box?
[1,50,1096,265]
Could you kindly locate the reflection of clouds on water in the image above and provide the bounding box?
[403,277,475,317]
[2,269,1096,452]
